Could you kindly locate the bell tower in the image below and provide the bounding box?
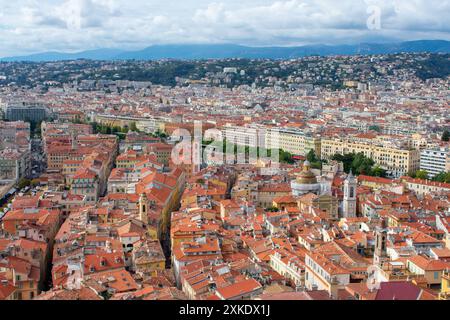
[343,170,357,218]
[139,193,148,224]
[374,218,389,266]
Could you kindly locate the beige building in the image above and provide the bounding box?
[221,126,321,159]
[93,114,166,133]
[265,128,321,157]
[305,252,350,298]
[270,250,304,289]
[406,255,450,288]
[401,177,450,197]
[298,193,340,221]
[321,137,420,177]
[257,184,291,208]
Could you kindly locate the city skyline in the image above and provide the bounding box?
[0,0,449,57]
[0,0,450,306]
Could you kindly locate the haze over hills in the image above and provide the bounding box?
[1,40,449,62]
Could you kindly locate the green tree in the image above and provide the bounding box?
[89,122,99,133]
[30,121,42,138]
[129,122,138,132]
[72,115,85,124]
[278,149,294,164]
[306,149,323,169]
[30,179,40,187]
[414,170,429,180]
[111,126,121,134]
[331,153,355,173]
[306,149,318,163]
[442,130,450,142]
[433,172,450,183]
[153,129,168,139]
[408,171,419,178]
[332,152,381,176]
[17,178,31,190]
[354,153,375,175]
[370,166,387,177]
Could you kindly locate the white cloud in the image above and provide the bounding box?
[0,0,448,57]
[193,2,226,24]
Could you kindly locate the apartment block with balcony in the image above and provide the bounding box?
[265,128,321,157]
[304,252,350,298]
[420,148,449,178]
[321,137,420,178]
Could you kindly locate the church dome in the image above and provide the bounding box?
[296,160,318,185]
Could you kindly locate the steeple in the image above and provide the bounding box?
[139,193,148,224]
[343,171,357,218]
[71,132,77,150]
[374,218,388,266]
[348,169,354,180]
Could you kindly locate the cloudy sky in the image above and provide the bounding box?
[0,0,449,57]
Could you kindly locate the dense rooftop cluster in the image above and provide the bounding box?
[0,52,449,300]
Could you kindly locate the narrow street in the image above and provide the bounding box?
[30,137,46,179]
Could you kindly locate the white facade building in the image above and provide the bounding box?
[420,148,449,178]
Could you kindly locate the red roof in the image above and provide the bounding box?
[358,175,393,185]
[375,282,427,300]
[215,278,262,300]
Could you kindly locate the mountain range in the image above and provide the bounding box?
[1,40,449,62]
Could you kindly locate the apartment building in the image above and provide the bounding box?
[0,149,31,183]
[5,102,52,123]
[270,249,305,289]
[93,114,159,132]
[147,143,173,166]
[401,177,450,197]
[0,121,31,183]
[265,128,321,157]
[420,148,449,178]
[0,121,30,144]
[321,137,420,177]
[70,169,99,204]
[304,252,350,298]
[222,125,266,149]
